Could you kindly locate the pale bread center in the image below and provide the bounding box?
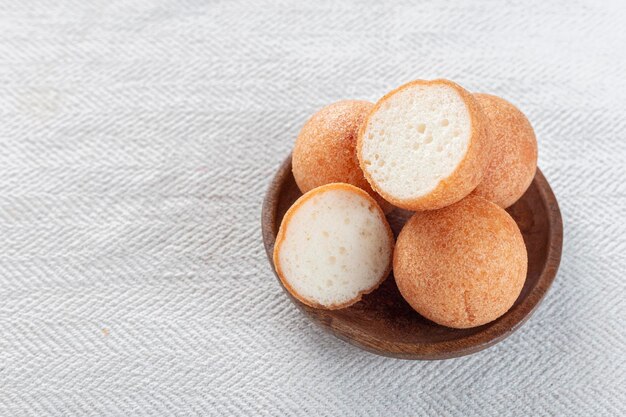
[361,84,471,200]
[278,188,391,307]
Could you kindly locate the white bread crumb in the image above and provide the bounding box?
[275,184,393,308]
[360,83,471,200]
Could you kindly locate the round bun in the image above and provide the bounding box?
[292,100,393,213]
[357,79,489,211]
[471,93,538,208]
[273,183,394,310]
[393,196,527,328]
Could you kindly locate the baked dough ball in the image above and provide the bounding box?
[471,93,538,208]
[273,183,394,309]
[357,79,489,211]
[393,196,527,328]
[293,100,393,213]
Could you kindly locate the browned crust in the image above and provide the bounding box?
[393,196,528,328]
[273,183,395,310]
[292,100,394,213]
[471,93,538,208]
[357,79,489,211]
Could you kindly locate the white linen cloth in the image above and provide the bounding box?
[0,1,624,415]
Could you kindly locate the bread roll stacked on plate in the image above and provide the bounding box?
[274,78,537,328]
[471,93,538,208]
[357,79,489,211]
[293,100,393,213]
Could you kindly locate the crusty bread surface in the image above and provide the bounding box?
[393,196,527,328]
[471,93,538,208]
[293,100,393,213]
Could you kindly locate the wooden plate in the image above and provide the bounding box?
[262,155,563,360]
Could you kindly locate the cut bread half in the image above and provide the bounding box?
[273,183,394,309]
[357,79,489,211]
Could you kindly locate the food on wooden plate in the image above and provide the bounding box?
[393,196,527,328]
[276,78,539,331]
[471,93,538,208]
[292,100,393,213]
[357,79,489,211]
[273,183,394,309]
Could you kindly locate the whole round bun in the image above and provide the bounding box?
[357,79,489,211]
[273,183,394,310]
[393,196,527,328]
[471,93,538,208]
[292,100,393,213]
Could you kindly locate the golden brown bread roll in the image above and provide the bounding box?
[393,196,527,328]
[471,93,538,208]
[292,100,393,213]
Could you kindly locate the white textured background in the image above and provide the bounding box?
[0,1,625,415]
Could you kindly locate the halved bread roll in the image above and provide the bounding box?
[393,196,527,329]
[471,93,538,208]
[357,79,489,211]
[293,100,393,213]
[273,183,394,309]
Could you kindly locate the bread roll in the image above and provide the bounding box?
[393,196,527,328]
[292,100,393,213]
[471,93,538,208]
[357,79,489,211]
[273,183,394,309]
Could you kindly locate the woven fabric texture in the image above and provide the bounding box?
[0,1,625,415]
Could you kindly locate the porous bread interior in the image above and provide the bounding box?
[361,84,471,200]
[278,188,392,307]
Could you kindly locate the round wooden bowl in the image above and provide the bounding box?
[262,155,563,360]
